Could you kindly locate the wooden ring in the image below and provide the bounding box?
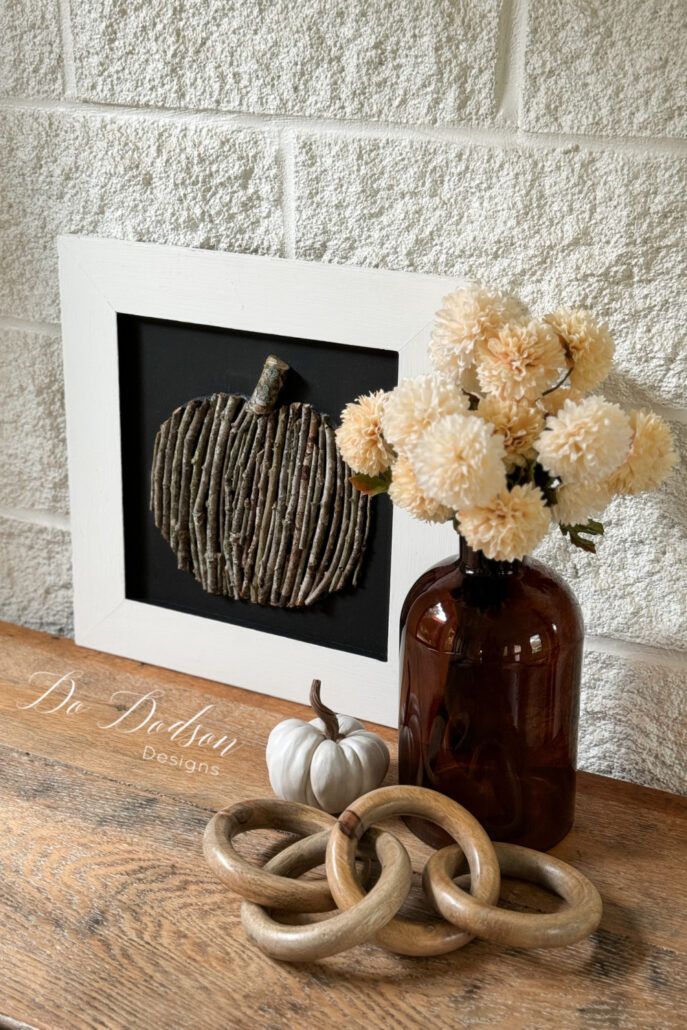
[241,827,413,962]
[326,785,501,956]
[424,842,603,948]
[203,798,336,912]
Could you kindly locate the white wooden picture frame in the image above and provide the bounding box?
[58,235,459,726]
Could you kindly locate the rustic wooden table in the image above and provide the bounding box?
[0,621,685,1030]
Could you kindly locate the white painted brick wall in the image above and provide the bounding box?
[524,0,687,138]
[0,515,73,636]
[294,136,686,405]
[580,650,687,796]
[0,1,63,98]
[68,0,502,125]
[0,0,684,794]
[0,326,68,513]
[535,417,687,652]
[0,108,283,321]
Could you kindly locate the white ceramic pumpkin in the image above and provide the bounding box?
[266,680,390,814]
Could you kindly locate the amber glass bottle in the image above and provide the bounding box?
[398,537,584,852]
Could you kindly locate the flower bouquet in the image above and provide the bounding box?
[337,282,678,849]
[336,283,677,561]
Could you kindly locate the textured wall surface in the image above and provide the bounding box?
[0,0,685,793]
[69,0,502,125]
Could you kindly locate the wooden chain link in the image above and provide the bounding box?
[203,785,603,961]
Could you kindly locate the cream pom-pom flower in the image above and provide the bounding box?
[381,374,468,455]
[552,480,614,527]
[535,396,632,483]
[545,307,614,393]
[430,283,527,386]
[539,386,584,416]
[476,320,566,402]
[458,484,551,562]
[336,390,394,476]
[606,409,678,495]
[476,396,545,456]
[388,455,453,523]
[411,413,507,510]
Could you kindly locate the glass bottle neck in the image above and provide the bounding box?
[458,535,520,576]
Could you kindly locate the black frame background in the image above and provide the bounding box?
[117,315,398,661]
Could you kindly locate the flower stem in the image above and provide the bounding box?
[541,365,573,397]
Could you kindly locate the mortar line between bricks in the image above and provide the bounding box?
[57,0,77,99]
[0,95,685,157]
[278,128,296,259]
[495,0,528,126]
[0,501,683,671]
[0,302,678,422]
[584,635,687,673]
[0,316,60,336]
[0,507,70,532]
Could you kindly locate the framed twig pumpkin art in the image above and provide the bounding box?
[58,236,458,724]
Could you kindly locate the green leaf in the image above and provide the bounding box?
[349,471,391,497]
[544,483,559,507]
[559,519,605,554]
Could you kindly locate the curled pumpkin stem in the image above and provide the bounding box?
[309,679,342,742]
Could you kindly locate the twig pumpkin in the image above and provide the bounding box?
[150,356,372,607]
[266,680,390,814]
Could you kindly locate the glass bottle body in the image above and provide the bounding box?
[398,538,583,851]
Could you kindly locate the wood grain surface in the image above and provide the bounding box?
[0,620,685,1030]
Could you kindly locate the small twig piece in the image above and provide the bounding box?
[161,406,182,541]
[177,398,209,570]
[151,418,169,526]
[170,400,198,552]
[247,355,290,414]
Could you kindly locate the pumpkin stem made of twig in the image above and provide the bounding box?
[247,354,290,414]
[309,679,342,741]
